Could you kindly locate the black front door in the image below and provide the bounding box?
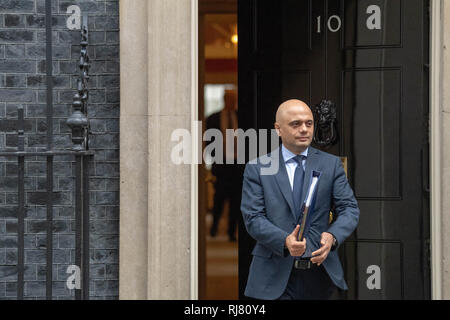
[238,0,430,299]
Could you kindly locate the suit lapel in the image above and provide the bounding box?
[274,148,297,220]
[300,147,320,207]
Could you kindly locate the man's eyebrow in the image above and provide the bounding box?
[288,119,313,125]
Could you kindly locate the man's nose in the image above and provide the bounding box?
[299,124,308,132]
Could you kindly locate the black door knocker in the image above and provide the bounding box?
[313,99,338,148]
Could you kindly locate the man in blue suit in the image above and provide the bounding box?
[241,99,360,300]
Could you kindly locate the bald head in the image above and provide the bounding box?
[224,89,237,111]
[274,99,314,154]
[276,99,312,124]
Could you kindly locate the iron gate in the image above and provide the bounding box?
[0,0,93,300]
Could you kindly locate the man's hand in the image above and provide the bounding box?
[285,225,307,257]
[311,232,334,266]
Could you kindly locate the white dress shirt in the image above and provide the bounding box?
[281,144,308,191]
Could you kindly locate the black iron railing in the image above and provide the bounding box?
[0,1,93,300]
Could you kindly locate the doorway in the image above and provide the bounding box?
[238,0,431,299]
[198,0,238,300]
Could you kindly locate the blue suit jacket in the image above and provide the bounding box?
[241,146,360,300]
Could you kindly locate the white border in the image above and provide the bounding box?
[190,0,199,300]
[430,0,442,300]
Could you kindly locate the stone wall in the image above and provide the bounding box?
[119,0,196,299]
[0,0,119,299]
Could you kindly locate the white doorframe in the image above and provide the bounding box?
[190,0,199,300]
[188,0,442,300]
[430,0,443,301]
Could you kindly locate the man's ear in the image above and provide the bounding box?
[274,123,281,137]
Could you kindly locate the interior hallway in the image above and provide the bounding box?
[205,202,239,300]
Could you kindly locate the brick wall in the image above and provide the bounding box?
[0,0,119,300]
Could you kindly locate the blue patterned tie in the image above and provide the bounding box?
[292,155,306,221]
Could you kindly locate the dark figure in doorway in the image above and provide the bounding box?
[206,89,243,242]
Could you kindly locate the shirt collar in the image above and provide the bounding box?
[281,144,308,163]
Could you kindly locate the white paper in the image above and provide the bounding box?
[305,176,319,207]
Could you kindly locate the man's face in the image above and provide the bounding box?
[275,104,314,154]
